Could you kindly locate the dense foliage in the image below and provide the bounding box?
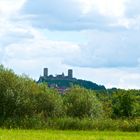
[0,65,140,131]
[0,65,64,119]
[64,86,103,118]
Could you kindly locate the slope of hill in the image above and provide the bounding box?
[38,76,106,91]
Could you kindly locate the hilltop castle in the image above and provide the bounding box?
[38,68,74,82]
[44,68,73,79]
[38,68,106,92]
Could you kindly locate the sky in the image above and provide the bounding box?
[0,0,140,89]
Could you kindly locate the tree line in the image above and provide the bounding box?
[0,65,140,130]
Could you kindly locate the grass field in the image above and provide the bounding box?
[0,129,139,140]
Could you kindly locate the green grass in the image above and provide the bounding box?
[0,129,140,140]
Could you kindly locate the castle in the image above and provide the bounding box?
[38,68,106,92]
[38,68,75,92]
[43,68,73,79]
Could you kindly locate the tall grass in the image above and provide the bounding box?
[0,117,140,131]
[47,117,140,131]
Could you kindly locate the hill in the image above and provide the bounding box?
[38,68,106,91]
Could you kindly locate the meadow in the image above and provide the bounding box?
[0,129,140,140]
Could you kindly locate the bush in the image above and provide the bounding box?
[112,90,136,118]
[46,117,140,131]
[64,86,103,119]
[119,118,140,131]
[1,114,46,129]
[0,65,65,119]
[0,68,37,118]
[34,86,64,118]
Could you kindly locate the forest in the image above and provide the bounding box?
[0,65,140,131]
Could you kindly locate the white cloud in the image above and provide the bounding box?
[0,0,26,16]
[22,0,135,31]
[73,67,140,89]
[64,30,140,68]
[1,0,140,89]
[78,0,126,17]
[21,0,128,31]
[125,0,140,17]
[0,22,80,79]
[4,37,80,60]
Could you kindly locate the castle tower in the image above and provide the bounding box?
[68,69,73,78]
[44,68,48,77]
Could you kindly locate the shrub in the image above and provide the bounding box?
[64,86,103,119]
[112,90,136,118]
[46,117,140,131]
[35,87,64,118]
[2,114,46,129]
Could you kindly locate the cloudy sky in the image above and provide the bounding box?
[0,0,140,89]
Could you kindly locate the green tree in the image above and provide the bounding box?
[112,90,135,118]
[64,86,103,119]
[35,85,64,118]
